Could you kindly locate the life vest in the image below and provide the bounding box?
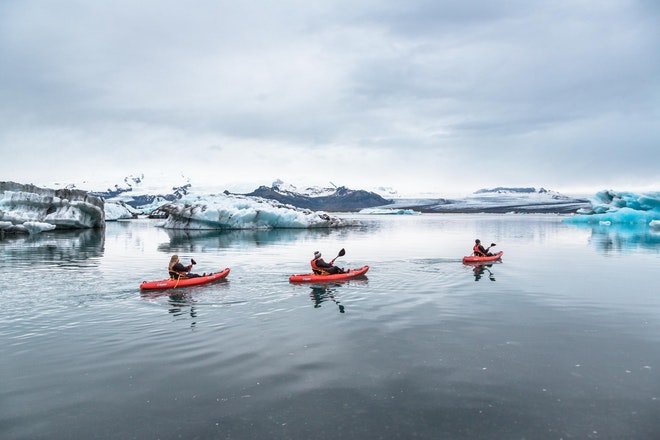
[473,244,485,256]
[310,258,327,275]
[169,270,186,279]
[169,264,188,279]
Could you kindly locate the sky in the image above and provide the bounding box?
[1,0,659,197]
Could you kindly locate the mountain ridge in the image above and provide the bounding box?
[48,175,589,214]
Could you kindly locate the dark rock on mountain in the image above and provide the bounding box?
[87,175,191,208]
[237,185,392,211]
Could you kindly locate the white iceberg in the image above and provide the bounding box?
[359,208,421,215]
[156,193,355,230]
[0,182,105,232]
[23,221,57,234]
[104,201,137,221]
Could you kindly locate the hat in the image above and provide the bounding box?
[475,239,481,243]
[314,251,321,258]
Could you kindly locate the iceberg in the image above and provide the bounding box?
[23,221,57,234]
[104,201,137,221]
[0,182,105,234]
[155,193,356,230]
[563,190,660,225]
[358,208,421,215]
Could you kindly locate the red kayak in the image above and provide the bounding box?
[140,268,231,290]
[289,265,370,283]
[462,251,503,264]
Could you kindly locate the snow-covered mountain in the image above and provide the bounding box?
[236,180,392,212]
[54,176,594,215]
[5,176,657,233]
[66,174,193,209]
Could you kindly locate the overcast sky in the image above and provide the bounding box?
[1,0,658,196]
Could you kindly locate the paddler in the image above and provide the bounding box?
[473,239,496,257]
[168,254,204,279]
[311,251,346,275]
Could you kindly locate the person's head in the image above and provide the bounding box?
[169,254,179,269]
[314,251,321,259]
[475,239,481,244]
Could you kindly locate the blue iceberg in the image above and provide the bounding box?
[563,190,660,226]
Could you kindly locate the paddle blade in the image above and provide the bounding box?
[338,248,346,257]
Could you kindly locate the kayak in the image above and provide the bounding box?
[462,251,503,264]
[289,265,370,283]
[140,268,231,290]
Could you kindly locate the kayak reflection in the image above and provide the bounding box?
[472,263,496,281]
[309,284,345,313]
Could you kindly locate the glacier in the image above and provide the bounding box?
[0,182,105,234]
[563,190,660,226]
[154,193,356,230]
[372,187,589,213]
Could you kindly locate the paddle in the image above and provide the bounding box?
[330,248,345,265]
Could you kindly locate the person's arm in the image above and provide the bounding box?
[316,259,332,268]
[173,262,191,273]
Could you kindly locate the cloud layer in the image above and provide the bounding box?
[1,0,658,195]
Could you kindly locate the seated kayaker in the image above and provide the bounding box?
[168,254,203,279]
[473,239,496,257]
[311,251,345,275]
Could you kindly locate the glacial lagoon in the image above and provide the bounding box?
[1,214,659,439]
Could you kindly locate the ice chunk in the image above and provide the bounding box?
[155,193,355,230]
[0,182,105,231]
[104,202,136,221]
[563,190,660,225]
[23,221,57,234]
[359,208,421,215]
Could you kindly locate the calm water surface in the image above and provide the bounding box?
[1,214,659,439]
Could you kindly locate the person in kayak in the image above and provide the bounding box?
[473,239,496,257]
[168,254,203,279]
[311,251,346,275]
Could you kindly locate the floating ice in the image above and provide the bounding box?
[23,221,57,234]
[156,193,355,230]
[359,208,421,215]
[104,202,136,221]
[0,182,105,232]
[563,190,660,225]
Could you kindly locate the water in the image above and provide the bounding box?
[1,214,659,439]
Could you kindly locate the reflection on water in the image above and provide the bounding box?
[471,263,497,281]
[0,228,105,267]
[167,293,198,327]
[159,228,336,253]
[309,284,345,313]
[307,278,370,313]
[578,223,660,253]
